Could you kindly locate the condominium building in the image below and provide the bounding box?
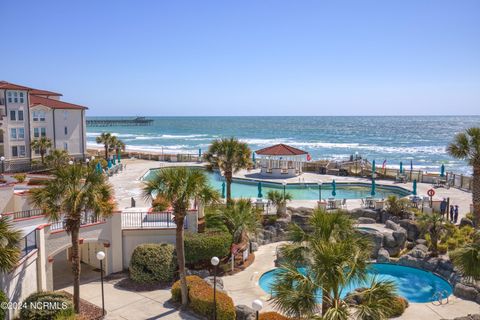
[0,81,87,169]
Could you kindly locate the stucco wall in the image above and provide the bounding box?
[122,229,176,268]
[0,184,14,213]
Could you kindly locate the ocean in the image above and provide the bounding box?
[86,116,480,174]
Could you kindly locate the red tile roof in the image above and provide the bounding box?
[30,95,87,110]
[255,144,307,156]
[30,89,62,96]
[0,81,62,96]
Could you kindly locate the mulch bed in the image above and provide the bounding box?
[61,291,104,320]
[225,253,255,275]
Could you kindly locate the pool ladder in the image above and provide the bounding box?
[431,290,450,305]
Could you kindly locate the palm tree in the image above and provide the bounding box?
[96,132,113,159]
[143,167,218,306]
[0,215,22,272]
[418,213,446,257]
[450,231,480,281]
[30,137,52,164]
[45,149,70,169]
[204,137,252,203]
[212,198,260,244]
[447,127,480,225]
[270,209,397,319]
[29,164,115,313]
[267,190,293,216]
[111,136,125,158]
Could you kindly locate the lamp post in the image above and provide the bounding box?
[96,251,106,316]
[282,181,287,199]
[211,256,220,320]
[0,156,5,174]
[252,299,263,320]
[318,181,323,201]
[68,160,74,165]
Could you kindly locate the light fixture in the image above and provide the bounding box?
[211,256,219,266]
[68,160,74,165]
[96,251,105,261]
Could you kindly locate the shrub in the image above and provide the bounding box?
[185,231,232,265]
[446,238,457,250]
[438,243,448,254]
[387,296,409,318]
[27,178,49,186]
[171,275,205,302]
[188,279,236,320]
[259,311,290,320]
[0,290,8,320]
[129,243,176,283]
[13,173,26,183]
[19,291,74,320]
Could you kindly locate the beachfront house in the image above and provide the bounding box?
[0,81,87,172]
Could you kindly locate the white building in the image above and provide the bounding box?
[0,81,87,171]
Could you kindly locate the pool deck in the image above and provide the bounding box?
[110,159,473,222]
[221,242,480,320]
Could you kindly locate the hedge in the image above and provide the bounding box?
[129,243,176,283]
[259,311,290,320]
[185,231,232,265]
[19,291,74,320]
[0,290,7,320]
[171,275,236,320]
[387,296,409,318]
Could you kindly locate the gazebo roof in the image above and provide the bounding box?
[255,144,307,156]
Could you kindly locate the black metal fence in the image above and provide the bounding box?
[19,230,37,259]
[12,209,44,220]
[121,211,186,229]
[50,215,105,232]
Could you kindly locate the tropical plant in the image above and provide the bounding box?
[0,215,22,272]
[30,137,52,164]
[29,164,115,313]
[385,195,410,218]
[450,231,480,282]
[447,127,480,226]
[270,209,397,319]
[417,213,447,257]
[209,199,260,244]
[267,190,293,216]
[96,132,114,159]
[12,173,26,183]
[45,149,70,169]
[19,291,74,320]
[143,167,219,306]
[111,136,125,158]
[204,137,252,203]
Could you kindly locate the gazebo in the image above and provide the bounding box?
[255,144,308,178]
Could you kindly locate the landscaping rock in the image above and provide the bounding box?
[358,217,376,224]
[405,241,415,250]
[409,245,428,259]
[204,276,224,291]
[385,220,400,231]
[392,229,407,244]
[349,208,378,221]
[399,219,420,241]
[377,248,390,263]
[454,283,479,301]
[360,230,383,258]
[250,242,259,252]
[460,218,474,228]
[291,213,311,231]
[236,305,256,320]
[415,239,428,246]
[186,269,210,278]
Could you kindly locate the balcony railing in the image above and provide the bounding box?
[50,215,105,232]
[12,209,44,220]
[122,212,186,229]
[19,229,37,259]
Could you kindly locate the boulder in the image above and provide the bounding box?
[460,218,474,228]
[409,246,428,259]
[204,276,224,291]
[274,218,290,230]
[385,220,400,231]
[392,229,407,245]
[377,248,390,263]
[358,217,376,224]
[399,219,420,241]
[236,305,256,320]
[454,283,479,301]
[186,269,210,278]
[291,213,311,231]
[349,208,378,221]
[405,241,415,250]
[362,231,383,258]
[416,239,428,246]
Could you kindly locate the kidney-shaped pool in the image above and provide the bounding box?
[259,263,452,303]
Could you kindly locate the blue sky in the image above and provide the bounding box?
[2,0,480,116]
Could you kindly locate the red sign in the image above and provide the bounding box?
[427,189,435,197]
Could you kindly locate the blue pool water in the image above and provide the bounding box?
[144,170,410,200]
[259,263,452,303]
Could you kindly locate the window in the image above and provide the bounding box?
[34,128,39,138]
[33,111,46,122]
[13,92,18,103]
[18,128,25,139]
[10,128,17,139]
[64,126,68,135]
[11,146,18,157]
[19,92,24,103]
[41,127,46,137]
[10,110,16,121]
[19,145,26,157]
[64,142,68,151]
[7,92,12,103]
[18,110,24,121]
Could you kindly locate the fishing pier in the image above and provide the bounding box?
[86,117,154,127]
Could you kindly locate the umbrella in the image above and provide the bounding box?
[257,182,263,198]
[371,178,376,196]
[117,151,121,163]
[221,181,226,199]
[96,162,102,173]
[440,164,445,177]
[331,180,337,197]
[412,179,417,196]
[372,160,376,175]
[112,156,116,165]
[107,158,112,169]
[198,148,202,158]
[252,152,256,163]
[399,161,403,173]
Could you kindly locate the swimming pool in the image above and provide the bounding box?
[143,169,410,200]
[258,263,452,303]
